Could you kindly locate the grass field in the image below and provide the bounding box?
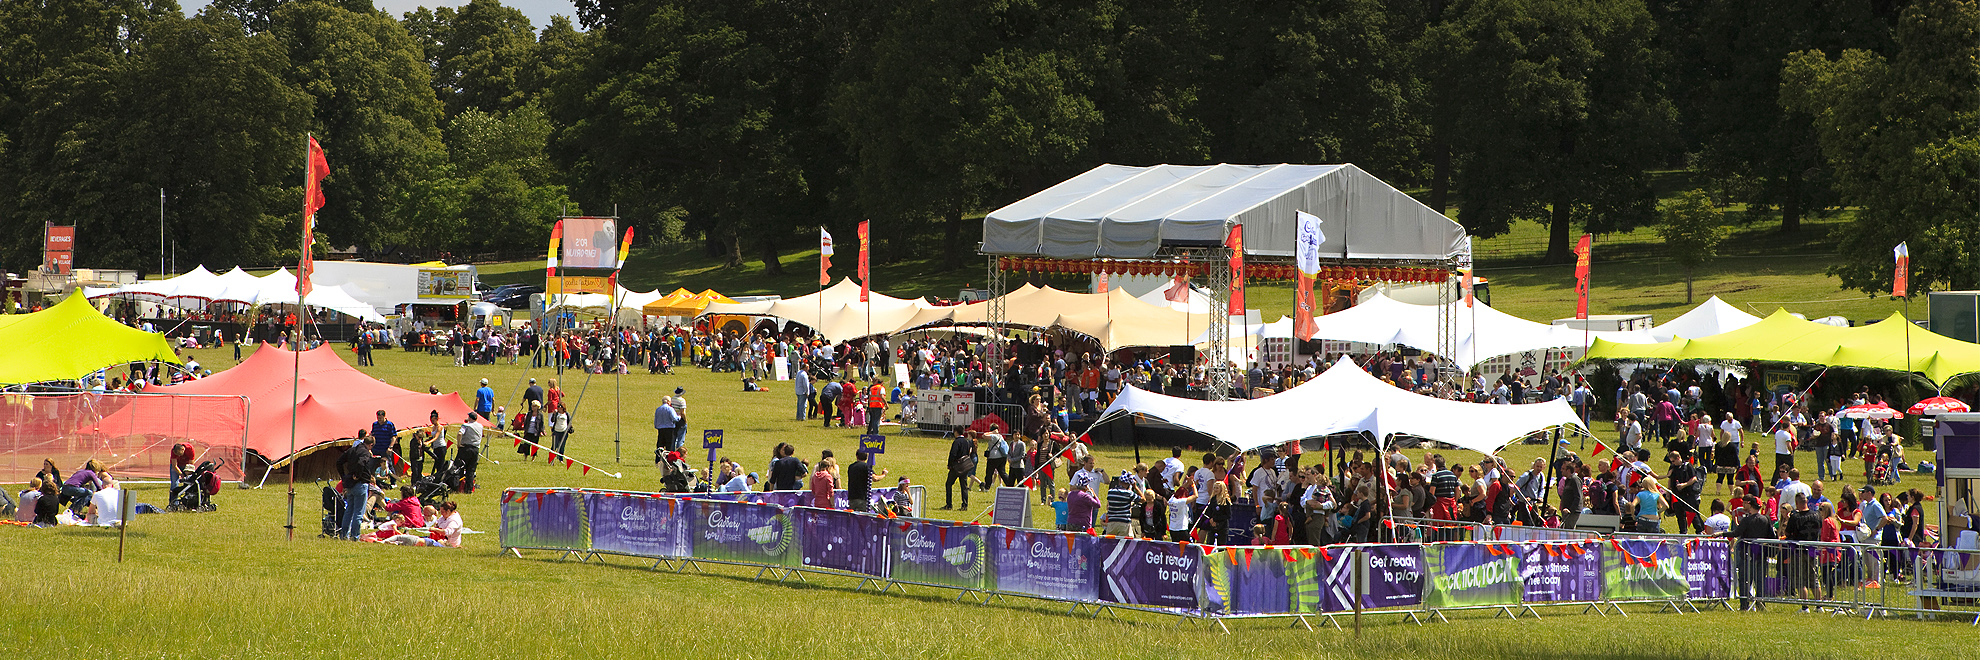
[3,345,1963,658]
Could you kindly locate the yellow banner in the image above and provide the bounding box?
[547,276,612,295]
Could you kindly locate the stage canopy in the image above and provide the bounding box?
[1586,310,1980,387]
[0,293,180,385]
[892,284,1212,351]
[1092,358,1589,454]
[1649,296,1761,341]
[113,344,471,464]
[982,163,1467,262]
[1306,293,1655,368]
[254,269,389,323]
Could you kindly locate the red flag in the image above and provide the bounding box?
[1573,233,1593,320]
[1293,270,1318,341]
[1893,242,1909,298]
[1095,271,1109,293]
[857,220,871,302]
[1593,440,1610,456]
[581,465,590,475]
[817,227,834,286]
[1226,225,1245,316]
[1164,276,1190,303]
[300,135,329,297]
[566,459,574,469]
[1462,267,1475,308]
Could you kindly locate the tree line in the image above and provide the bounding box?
[0,0,1972,293]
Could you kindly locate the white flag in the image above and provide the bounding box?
[1894,242,1908,260]
[821,228,835,256]
[1295,211,1325,275]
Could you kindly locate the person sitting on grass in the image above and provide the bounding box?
[362,513,406,543]
[386,500,463,547]
[31,479,60,526]
[60,459,108,513]
[383,486,425,528]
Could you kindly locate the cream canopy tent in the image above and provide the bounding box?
[893,285,1212,351]
[546,285,662,324]
[1093,358,1588,453]
[1304,293,1655,368]
[716,278,936,341]
[254,269,388,323]
[1649,296,1761,341]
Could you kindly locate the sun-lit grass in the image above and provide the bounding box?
[0,346,1961,657]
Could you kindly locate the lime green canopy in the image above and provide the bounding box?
[0,292,181,385]
[1585,309,1980,387]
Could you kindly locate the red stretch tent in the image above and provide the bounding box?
[112,345,470,465]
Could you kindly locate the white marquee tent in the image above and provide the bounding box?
[1649,295,1762,341]
[1092,358,1589,454]
[1306,293,1655,368]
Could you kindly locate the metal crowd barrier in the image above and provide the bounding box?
[1739,539,1980,622]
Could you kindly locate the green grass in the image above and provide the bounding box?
[1,347,1962,657]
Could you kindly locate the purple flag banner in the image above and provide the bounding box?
[692,499,796,566]
[1602,539,1688,600]
[794,507,889,577]
[1683,540,1731,599]
[888,520,987,590]
[990,528,1097,602]
[1361,545,1426,609]
[1097,537,1201,610]
[586,493,689,558]
[1518,543,1602,602]
[1423,544,1520,608]
[500,489,589,551]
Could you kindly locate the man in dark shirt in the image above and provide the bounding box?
[1666,451,1705,534]
[1558,458,1585,531]
[369,410,397,458]
[1731,497,1776,611]
[943,433,976,510]
[522,377,545,408]
[336,440,376,540]
[846,451,886,512]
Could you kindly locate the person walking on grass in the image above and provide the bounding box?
[652,399,680,463]
[944,432,977,510]
[474,378,495,419]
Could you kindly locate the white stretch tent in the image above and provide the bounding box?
[983,163,1467,262]
[256,269,388,323]
[309,261,477,316]
[1305,293,1655,368]
[1093,358,1589,454]
[1649,296,1761,341]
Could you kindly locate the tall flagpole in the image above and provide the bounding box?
[286,135,307,541]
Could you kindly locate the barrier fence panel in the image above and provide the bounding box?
[988,527,1099,603]
[499,489,589,553]
[888,518,988,592]
[496,487,1768,627]
[585,491,691,559]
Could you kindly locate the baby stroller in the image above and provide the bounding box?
[169,459,223,512]
[414,459,463,503]
[1869,451,1899,486]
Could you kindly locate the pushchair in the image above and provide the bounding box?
[414,459,464,503]
[169,459,223,512]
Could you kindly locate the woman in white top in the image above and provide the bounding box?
[387,500,464,547]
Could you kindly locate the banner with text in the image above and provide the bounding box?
[1097,537,1202,610]
[1360,545,1426,609]
[889,520,987,591]
[990,528,1097,602]
[692,498,796,567]
[1517,542,1603,603]
[1684,540,1731,599]
[1603,540,1689,601]
[1423,543,1520,608]
[586,492,690,558]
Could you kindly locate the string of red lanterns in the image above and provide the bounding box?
[995,257,1450,283]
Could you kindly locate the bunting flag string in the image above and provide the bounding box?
[490,427,623,478]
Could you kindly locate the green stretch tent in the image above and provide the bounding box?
[0,292,180,385]
[1584,309,1980,387]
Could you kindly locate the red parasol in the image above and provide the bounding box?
[1840,403,1903,420]
[1906,396,1970,416]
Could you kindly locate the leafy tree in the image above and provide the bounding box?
[551,0,839,273]
[0,4,310,272]
[1659,0,1887,232]
[1655,189,1726,303]
[833,0,1109,268]
[1201,0,1420,179]
[405,0,548,118]
[271,0,447,254]
[1419,0,1678,264]
[1781,0,1980,292]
